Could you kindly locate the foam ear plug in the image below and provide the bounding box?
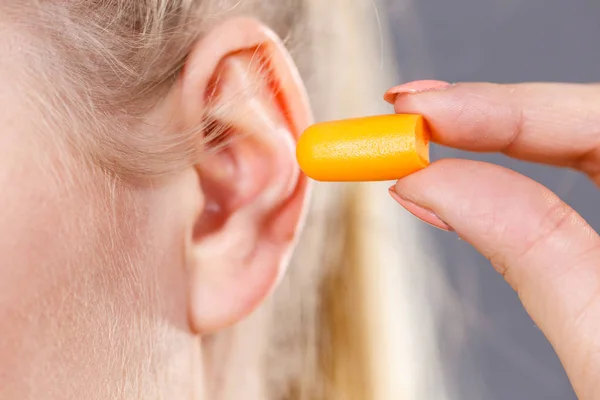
[296,114,430,182]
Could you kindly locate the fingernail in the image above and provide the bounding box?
[384,80,452,104]
[388,187,453,232]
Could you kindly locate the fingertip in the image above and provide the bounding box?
[388,186,453,231]
[384,80,453,105]
[390,159,527,235]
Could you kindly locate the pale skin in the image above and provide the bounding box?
[387,80,600,399]
[2,12,599,400]
[0,18,310,399]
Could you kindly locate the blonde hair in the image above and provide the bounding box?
[4,1,447,399]
[5,0,305,179]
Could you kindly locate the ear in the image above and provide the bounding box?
[177,18,312,334]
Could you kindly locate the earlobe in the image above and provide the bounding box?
[178,18,312,334]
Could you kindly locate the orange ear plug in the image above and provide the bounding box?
[296,114,430,182]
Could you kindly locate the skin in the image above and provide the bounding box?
[0,18,311,399]
[387,81,600,399]
[6,9,597,399]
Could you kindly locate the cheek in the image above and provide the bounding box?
[0,65,196,395]
[0,152,119,397]
[0,134,61,315]
[0,153,194,398]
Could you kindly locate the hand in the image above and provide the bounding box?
[386,81,600,399]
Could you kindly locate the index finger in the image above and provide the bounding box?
[388,82,600,181]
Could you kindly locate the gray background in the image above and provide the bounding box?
[386,1,600,399]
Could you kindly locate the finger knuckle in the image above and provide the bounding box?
[518,199,576,260]
[494,199,576,289]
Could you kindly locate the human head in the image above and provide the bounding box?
[0,1,443,398]
[0,1,317,398]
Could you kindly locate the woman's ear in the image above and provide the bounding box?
[175,18,312,334]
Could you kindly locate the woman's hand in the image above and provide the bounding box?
[386,81,600,399]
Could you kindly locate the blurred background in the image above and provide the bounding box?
[383,0,600,399]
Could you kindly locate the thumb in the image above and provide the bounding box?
[391,159,600,399]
